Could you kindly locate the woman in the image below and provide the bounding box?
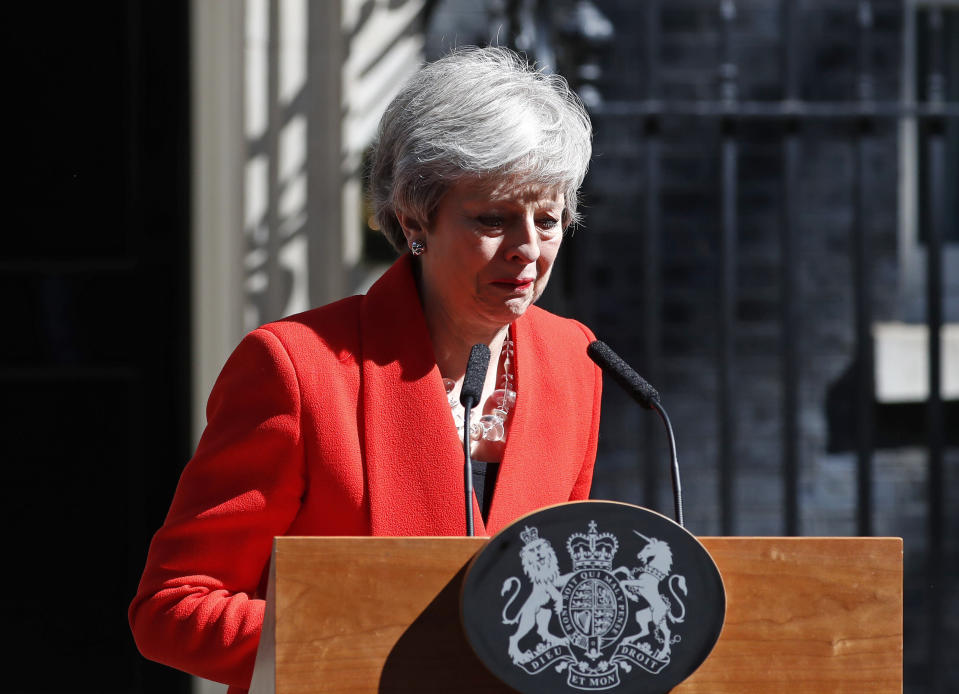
[129,46,601,692]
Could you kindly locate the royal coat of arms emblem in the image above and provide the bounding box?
[500,521,687,689]
[462,501,724,694]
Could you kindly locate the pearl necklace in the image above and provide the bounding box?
[443,331,516,442]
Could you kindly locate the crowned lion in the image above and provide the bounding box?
[501,527,570,664]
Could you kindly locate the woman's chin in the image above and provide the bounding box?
[498,295,537,322]
[466,286,544,329]
[465,302,523,331]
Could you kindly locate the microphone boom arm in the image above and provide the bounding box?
[650,398,684,527]
[587,340,685,527]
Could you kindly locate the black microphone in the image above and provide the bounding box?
[461,344,490,410]
[586,340,659,409]
[461,344,490,536]
[587,340,685,527]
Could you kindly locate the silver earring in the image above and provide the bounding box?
[410,239,426,256]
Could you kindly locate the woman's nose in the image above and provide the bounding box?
[507,218,541,263]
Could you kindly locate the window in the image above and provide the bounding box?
[898,1,959,322]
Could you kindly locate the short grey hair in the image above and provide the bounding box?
[370,46,593,252]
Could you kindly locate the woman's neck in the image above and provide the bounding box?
[416,268,514,460]
[417,267,510,379]
[426,304,509,380]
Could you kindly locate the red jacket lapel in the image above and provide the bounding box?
[485,309,556,533]
[360,256,486,536]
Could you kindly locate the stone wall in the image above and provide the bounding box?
[563,1,955,690]
[422,1,956,688]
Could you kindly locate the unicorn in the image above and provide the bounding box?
[615,531,687,660]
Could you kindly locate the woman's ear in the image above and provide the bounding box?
[396,211,426,247]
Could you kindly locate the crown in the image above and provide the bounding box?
[566,521,618,571]
[520,526,540,545]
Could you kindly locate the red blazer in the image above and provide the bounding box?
[129,254,602,692]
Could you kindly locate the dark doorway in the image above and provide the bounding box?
[2,2,192,692]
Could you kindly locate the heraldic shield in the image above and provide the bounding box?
[461,501,725,694]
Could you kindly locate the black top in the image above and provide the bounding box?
[471,461,500,523]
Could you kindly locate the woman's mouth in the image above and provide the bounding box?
[492,277,535,291]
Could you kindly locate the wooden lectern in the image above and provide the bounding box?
[249,536,901,693]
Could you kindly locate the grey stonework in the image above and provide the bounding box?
[547,1,955,691]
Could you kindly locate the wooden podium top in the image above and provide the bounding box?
[252,536,902,693]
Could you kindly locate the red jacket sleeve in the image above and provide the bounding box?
[129,328,306,687]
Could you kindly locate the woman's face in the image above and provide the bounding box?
[408,177,566,334]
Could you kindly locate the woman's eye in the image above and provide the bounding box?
[477,215,504,228]
[537,218,559,232]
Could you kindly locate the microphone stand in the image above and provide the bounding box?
[463,402,475,537]
[587,339,685,527]
[649,399,684,527]
[460,343,490,537]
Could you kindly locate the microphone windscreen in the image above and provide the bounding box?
[587,340,660,409]
[460,343,491,409]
